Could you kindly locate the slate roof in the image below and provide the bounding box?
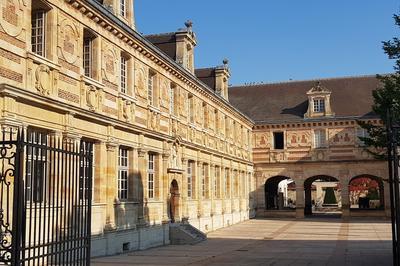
[144,33,177,60]
[229,75,382,123]
[195,68,216,91]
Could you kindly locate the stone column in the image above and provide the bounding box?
[196,160,203,218]
[295,173,305,218]
[181,158,189,220]
[210,163,215,217]
[162,153,170,222]
[339,170,350,218]
[104,142,117,230]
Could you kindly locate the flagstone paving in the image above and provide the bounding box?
[92,218,392,266]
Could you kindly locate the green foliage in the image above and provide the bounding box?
[323,187,337,204]
[358,14,400,159]
[367,188,380,200]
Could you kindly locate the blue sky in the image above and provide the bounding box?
[136,1,399,85]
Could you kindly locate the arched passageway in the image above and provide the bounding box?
[349,175,384,210]
[304,175,341,216]
[169,180,180,223]
[264,176,296,210]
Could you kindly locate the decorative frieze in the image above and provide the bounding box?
[0,65,22,83]
[0,47,20,63]
[58,88,80,103]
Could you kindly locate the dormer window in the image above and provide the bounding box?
[304,82,334,119]
[313,98,325,113]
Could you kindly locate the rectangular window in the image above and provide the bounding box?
[148,154,155,199]
[31,10,46,57]
[80,141,94,200]
[83,37,93,77]
[214,166,219,198]
[26,130,47,203]
[201,164,206,198]
[313,99,325,113]
[118,148,129,200]
[120,56,127,93]
[273,132,284,149]
[170,85,175,115]
[225,169,230,198]
[314,129,326,148]
[120,0,126,17]
[148,72,154,105]
[357,128,370,146]
[187,161,193,198]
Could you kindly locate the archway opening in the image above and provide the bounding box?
[169,180,179,223]
[349,175,384,210]
[264,176,296,210]
[304,175,341,216]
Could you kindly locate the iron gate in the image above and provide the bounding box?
[0,129,93,265]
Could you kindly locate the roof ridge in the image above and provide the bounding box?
[230,73,383,88]
[144,32,176,38]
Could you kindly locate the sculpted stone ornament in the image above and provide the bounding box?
[86,85,98,111]
[35,64,51,96]
[122,100,133,122]
[101,45,118,83]
[148,110,159,131]
[58,17,80,64]
[160,80,169,108]
[0,0,26,37]
[135,67,146,98]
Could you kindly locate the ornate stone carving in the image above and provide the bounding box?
[0,0,25,37]
[135,66,146,98]
[86,85,99,111]
[101,43,118,83]
[148,110,159,131]
[58,17,80,64]
[160,79,169,108]
[122,100,134,122]
[35,64,51,96]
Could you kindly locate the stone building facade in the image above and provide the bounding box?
[0,0,254,257]
[229,77,388,219]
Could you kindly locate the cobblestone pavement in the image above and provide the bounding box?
[92,218,392,266]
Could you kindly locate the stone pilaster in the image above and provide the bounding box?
[295,173,305,218]
[162,152,170,222]
[104,141,117,230]
[339,170,350,218]
[137,148,148,225]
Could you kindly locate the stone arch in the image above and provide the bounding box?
[264,176,295,210]
[349,174,384,210]
[304,175,340,216]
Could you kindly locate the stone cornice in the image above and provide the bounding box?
[0,84,252,166]
[64,0,254,128]
[254,117,382,130]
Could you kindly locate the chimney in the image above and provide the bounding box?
[215,59,230,101]
[175,20,197,74]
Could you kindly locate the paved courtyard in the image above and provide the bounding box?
[92,218,392,266]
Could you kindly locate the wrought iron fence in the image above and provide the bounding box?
[0,129,93,265]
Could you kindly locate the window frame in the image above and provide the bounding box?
[148,71,155,106]
[314,129,326,148]
[118,148,129,201]
[120,0,126,17]
[148,153,155,199]
[313,98,325,113]
[187,161,193,198]
[31,10,46,57]
[120,55,127,94]
[273,131,285,150]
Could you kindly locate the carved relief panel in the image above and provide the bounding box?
[148,110,160,131]
[286,130,312,148]
[0,0,26,40]
[135,62,147,99]
[57,16,80,65]
[329,128,355,146]
[121,99,134,122]
[35,64,53,96]
[85,85,102,112]
[159,79,169,108]
[101,41,118,85]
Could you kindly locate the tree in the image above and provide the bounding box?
[359,14,400,158]
[323,187,337,205]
